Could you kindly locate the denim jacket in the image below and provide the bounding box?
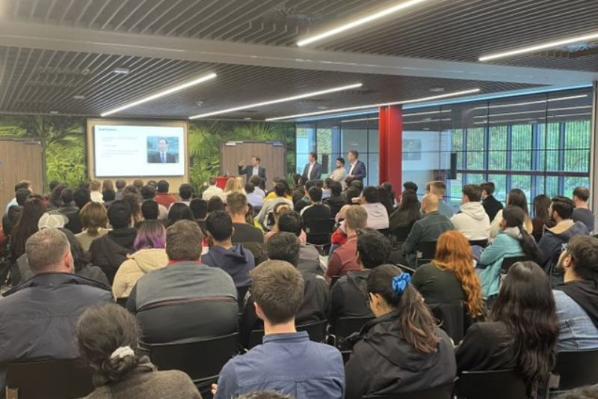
[554,290,598,351]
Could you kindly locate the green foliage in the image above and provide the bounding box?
[46,135,87,187]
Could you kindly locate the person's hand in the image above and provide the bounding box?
[211,384,218,396]
[238,160,244,167]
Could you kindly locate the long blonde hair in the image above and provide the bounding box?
[224,177,244,193]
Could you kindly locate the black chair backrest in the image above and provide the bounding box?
[501,256,529,274]
[305,218,335,245]
[553,349,598,390]
[363,382,454,399]
[5,358,94,399]
[455,369,528,399]
[469,239,489,248]
[145,333,239,386]
[333,316,373,340]
[415,241,437,267]
[247,320,328,349]
[429,301,465,343]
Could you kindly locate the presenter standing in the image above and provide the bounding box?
[345,150,366,184]
[302,152,322,182]
[238,156,266,183]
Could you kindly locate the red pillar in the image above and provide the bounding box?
[379,105,403,200]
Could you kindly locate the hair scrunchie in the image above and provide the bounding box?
[392,273,411,296]
[110,346,135,360]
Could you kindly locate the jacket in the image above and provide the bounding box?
[201,244,255,289]
[76,228,109,252]
[451,202,491,241]
[89,228,137,284]
[347,160,366,181]
[402,212,454,267]
[112,248,169,299]
[477,229,524,298]
[238,165,267,182]
[389,208,420,242]
[538,219,588,283]
[362,203,389,230]
[482,196,503,222]
[59,205,83,234]
[329,270,372,323]
[298,244,324,276]
[345,313,456,399]
[456,321,517,373]
[553,289,598,351]
[302,162,322,181]
[324,195,346,219]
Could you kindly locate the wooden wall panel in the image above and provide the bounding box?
[221,142,287,189]
[0,140,43,208]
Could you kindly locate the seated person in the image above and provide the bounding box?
[329,229,391,324]
[0,229,112,388]
[202,210,255,303]
[481,182,503,222]
[457,262,559,396]
[58,188,83,234]
[89,200,137,283]
[214,261,344,399]
[294,180,317,214]
[240,232,329,347]
[178,183,194,206]
[228,192,265,264]
[301,187,332,244]
[127,220,238,343]
[402,194,454,267]
[345,265,456,398]
[256,183,293,227]
[276,211,322,276]
[245,182,264,210]
[389,190,421,243]
[426,181,454,218]
[572,187,594,233]
[327,206,368,281]
[76,304,202,399]
[553,235,598,351]
[450,184,490,241]
[360,186,389,230]
[323,181,346,219]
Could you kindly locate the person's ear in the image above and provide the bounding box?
[64,250,75,273]
[254,302,265,321]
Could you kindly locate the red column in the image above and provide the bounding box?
[379,105,403,199]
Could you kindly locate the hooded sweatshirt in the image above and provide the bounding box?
[362,203,389,230]
[112,248,169,299]
[345,313,456,399]
[451,202,490,241]
[202,244,255,289]
[477,228,524,298]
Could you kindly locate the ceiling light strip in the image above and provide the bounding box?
[265,88,480,121]
[472,94,588,110]
[473,106,592,119]
[297,0,432,47]
[188,83,363,119]
[101,72,217,117]
[479,32,598,62]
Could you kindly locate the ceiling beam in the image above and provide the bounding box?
[0,20,597,86]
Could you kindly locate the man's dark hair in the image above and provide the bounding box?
[245,182,255,194]
[336,157,345,165]
[277,211,302,236]
[207,196,225,213]
[167,203,194,226]
[15,188,31,206]
[206,210,233,241]
[328,180,342,197]
[140,185,156,200]
[566,236,598,282]
[115,179,126,190]
[141,200,159,220]
[253,156,261,163]
[107,200,132,229]
[551,196,575,220]
[266,232,300,266]
[349,150,359,158]
[14,181,31,192]
[166,220,203,261]
[190,198,208,220]
[179,184,194,200]
[102,190,115,202]
[250,175,265,190]
[463,184,482,202]
[363,186,380,203]
[481,182,495,195]
[73,188,91,209]
[308,186,323,203]
[573,187,590,202]
[209,177,218,186]
[157,180,169,194]
[357,229,392,268]
[403,181,418,193]
[309,152,317,161]
[274,182,286,197]
[250,260,305,324]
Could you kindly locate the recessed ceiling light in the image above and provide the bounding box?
[265,88,480,121]
[49,110,59,114]
[297,0,433,47]
[479,31,598,61]
[73,95,86,100]
[195,100,205,107]
[317,106,329,110]
[243,117,252,120]
[189,83,362,119]
[429,87,445,93]
[113,67,130,75]
[101,72,217,117]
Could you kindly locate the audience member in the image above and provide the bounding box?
[154,180,176,209]
[256,182,294,227]
[133,179,144,191]
[76,201,109,252]
[139,185,168,220]
[489,188,533,239]
[532,194,553,242]
[360,186,389,230]
[301,187,332,244]
[190,198,208,221]
[263,202,293,241]
[329,229,391,323]
[1,189,26,238]
[553,235,598,351]
[427,181,454,218]
[538,196,589,283]
[89,200,136,283]
[113,220,169,299]
[207,195,226,213]
[90,180,104,203]
[202,210,255,303]
[478,206,540,301]
[228,192,265,264]
[330,157,346,184]
[115,179,127,200]
[323,180,345,219]
[379,182,398,217]
[572,186,594,232]
[451,184,490,241]
[5,180,31,212]
[141,199,159,220]
[203,177,226,201]
[345,265,456,398]
[402,194,454,267]
[215,261,344,399]
[178,183,194,206]
[273,211,320,275]
[0,229,111,388]
[103,189,116,205]
[293,180,317,214]
[58,188,83,234]
[413,231,485,322]
[61,228,110,286]
[245,182,264,210]
[167,202,194,226]
[224,177,246,196]
[327,206,368,280]
[456,261,558,396]
[77,304,201,399]
[403,181,418,194]
[123,192,144,226]
[389,190,421,243]
[10,197,45,264]
[127,220,237,343]
[249,176,266,198]
[481,182,503,222]
[73,186,92,209]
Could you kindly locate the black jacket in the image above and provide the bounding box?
[58,205,82,234]
[329,270,372,323]
[482,196,503,222]
[345,313,456,399]
[89,228,137,284]
[324,195,346,219]
[456,321,517,373]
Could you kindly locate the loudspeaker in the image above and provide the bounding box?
[449,152,457,180]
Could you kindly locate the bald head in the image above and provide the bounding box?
[26,228,74,274]
[422,194,440,214]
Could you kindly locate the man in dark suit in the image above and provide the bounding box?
[148,138,178,163]
[345,150,366,184]
[238,156,266,183]
[302,152,322,182]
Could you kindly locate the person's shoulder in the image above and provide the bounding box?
[307,339,343,361]
[151,369,197,386]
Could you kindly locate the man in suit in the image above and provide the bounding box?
[238,156,266,183]
[148,138,178,163]
[302,152,322,182]
[345,150,366,184]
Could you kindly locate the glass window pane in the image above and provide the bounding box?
[511,175,532,202]
[488,174,507,203]
[564,120,591,173]
[511,124,532,170]
[466,128,485,170]
[564,177,590,197]
[296,125,315,174]
[488,126,507,170]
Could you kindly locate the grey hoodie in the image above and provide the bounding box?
[451,202,490,241]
